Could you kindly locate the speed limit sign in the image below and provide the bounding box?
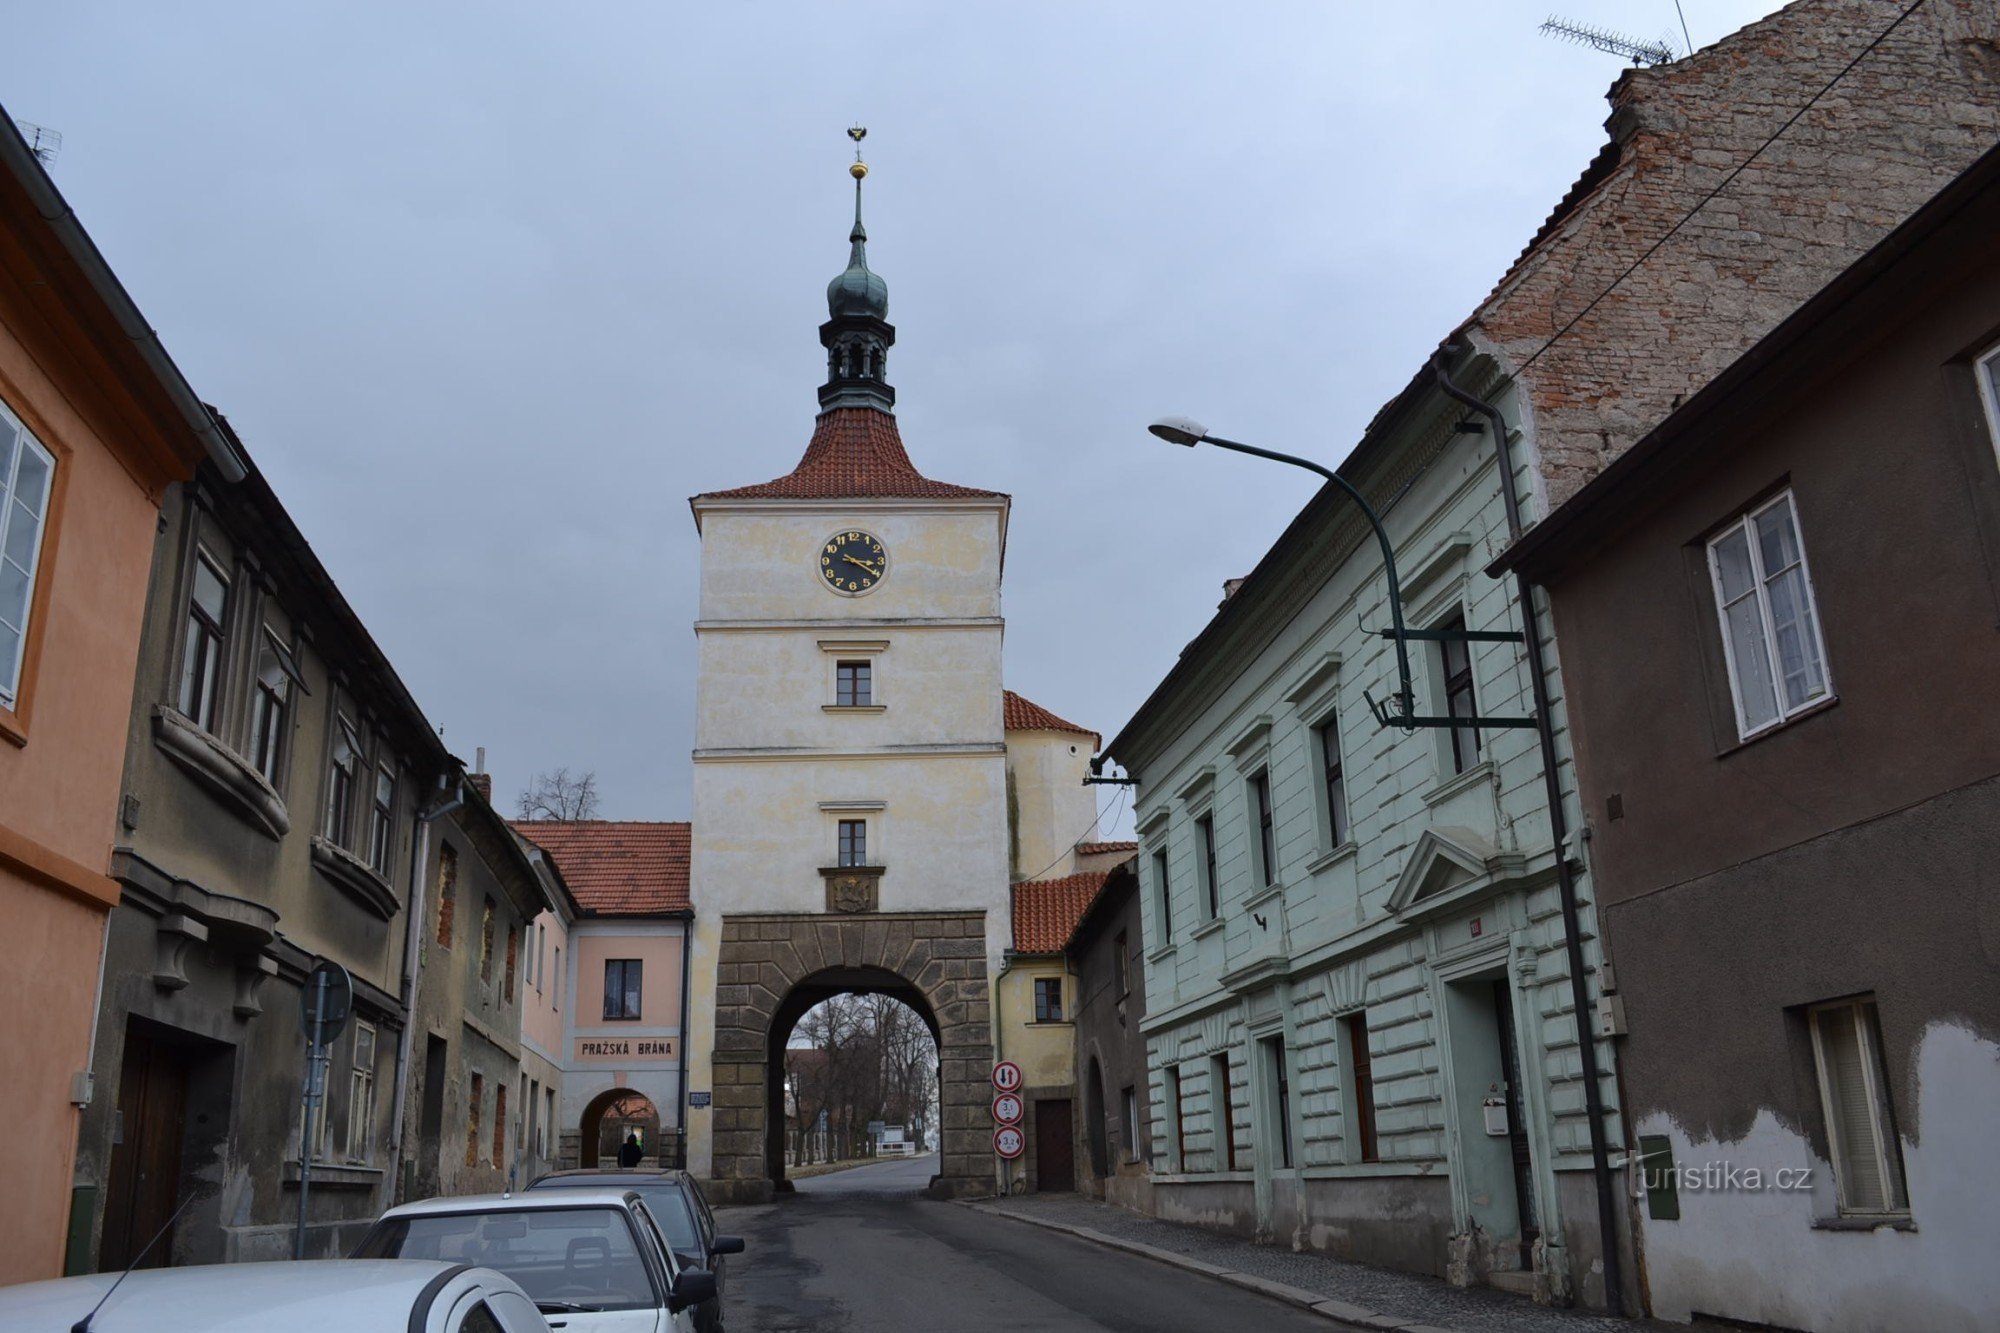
[992,1060,1023,1093]
[992,1092,1024,1125]
[994,1124,1026,1159]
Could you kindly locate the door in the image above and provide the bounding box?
[99,1025,193,1270]
[1034,1098,1074,1192]
[1492,980,1540,1268]
[416,1035,448,1198]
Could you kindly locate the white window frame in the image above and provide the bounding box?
[179,549,232,732]
[1705,490,1833,740]
[0,404,54,712]
[346,1021,377,1163]
[1976,339,2000,469]
[1807,997,1908,1217]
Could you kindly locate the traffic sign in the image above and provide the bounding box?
[992,1092,1024,1125]
[994,1124,1026,1159]
[991,1060,1023,1093]
[298,960,354,1044]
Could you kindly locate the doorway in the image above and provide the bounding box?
[1034,1099,1075,1192]
[1442,973,1539,1271]
[415,1035,448,1199]
[99,1022,220,1270]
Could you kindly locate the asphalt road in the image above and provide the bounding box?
[791,1152,940,1195]
[716,1182,1334,1333]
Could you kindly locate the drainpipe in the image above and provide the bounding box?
[386,775,466,1200]
[676,913,692,1170]
[1431,348,1625,1315]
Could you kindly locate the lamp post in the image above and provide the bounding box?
[1147,416,1419,730]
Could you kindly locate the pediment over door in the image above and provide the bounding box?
[1388,825,1528,917]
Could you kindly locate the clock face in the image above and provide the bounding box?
[820,530,888,595]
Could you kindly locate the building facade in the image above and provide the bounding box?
[1496,142,2000,1333]
[514,831,576,1182]
[0,113,229,1284]
[1067,859,1151,1211]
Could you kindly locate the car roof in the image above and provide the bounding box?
[382,1188,643,1217]
[0,1260,472,1331]
[533,1167,691,1183]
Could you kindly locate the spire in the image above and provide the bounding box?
[820,125,896,412]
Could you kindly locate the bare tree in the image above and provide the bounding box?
[516,767,601,821]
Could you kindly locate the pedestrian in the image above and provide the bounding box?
[617,1131,643,1168]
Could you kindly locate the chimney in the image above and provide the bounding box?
[467,747,492,803]
[1218,577,1247,609]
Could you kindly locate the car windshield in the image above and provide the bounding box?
[530,1178,699,1250]
[355,1206,656,1311]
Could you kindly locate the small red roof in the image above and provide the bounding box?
[1012,871,1109,954]
[695,407,1006,502]
[1076,841,1137,856]
[512,821,690,915]
[1002,689,1098,742]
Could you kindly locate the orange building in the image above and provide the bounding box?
[0,114,245,1282]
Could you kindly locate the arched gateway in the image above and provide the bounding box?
[684,137,1022,1204]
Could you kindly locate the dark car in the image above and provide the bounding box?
[527,1169,742,1333]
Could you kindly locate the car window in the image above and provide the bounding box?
[358,1207,658,1312]
[528,1176,701,1250]
[456,1301,504,1333]
[632,1201,680,1280]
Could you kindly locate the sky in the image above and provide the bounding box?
[5,1,1789,828]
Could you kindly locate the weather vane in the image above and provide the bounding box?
[848,124,868,181]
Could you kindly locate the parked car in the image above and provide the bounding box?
[0,1259,549,1332]
[526,1169,743,1333]
[355,1189,714,1333]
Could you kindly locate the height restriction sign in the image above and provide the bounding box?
[994,1124,1026,1159]
[992,1092,1024,1125]
[991,1060,1023,1093]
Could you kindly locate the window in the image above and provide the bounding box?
[1263,1036,1293,1169]
[552,947,561,1011]
[1250,770,1275,886]
[1707,491,1831,739]
[249,631,294,784]
[466,1072,483,1169]
[1033,976,1063,1023]
[493,1082,508,1168]
[179,553,230,731]
[1316,718,1349,847]
[368,764,396,875]
[1343,1012,1378,1163]
[545,1087,556,1156]
[1438,613,1480,774]
[535,923,546,991]
[503,926,518,1004]
[479,897,495,983]
[604,958,643,1020]
[1121,1086,1139,1160]
[527,1077,539,1155]
[1808,997,1908,1215]
[347,1022,377,1162]
[324,715,361,842]
[0,403,54,711]
[1211,1055,1237,1171]
[1152,850,1172,941]
[1167,1066,1188,1171]
[1977,340,2000,465]
[435,844,458,948]
[835,660,872,706]
[1197,815,1218,918]
[837,818,867,867]
[1112,930,1129,997]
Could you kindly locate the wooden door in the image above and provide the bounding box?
[1034,1098,1075,1192]
[100,1028,192,1270]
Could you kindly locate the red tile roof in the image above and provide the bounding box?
[1076,841,1137,857]
[1012,871,1109,954]
[1002,689,1098,742]
[696,407,1006,502]
[512,821,691,914]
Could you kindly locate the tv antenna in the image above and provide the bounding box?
[1539,16,1677,66]
[13,120,62,166]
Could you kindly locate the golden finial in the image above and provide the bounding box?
[848,124,869,179]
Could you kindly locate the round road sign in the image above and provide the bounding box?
[298,959,354,1045]
[994,1124,1026,1159]
[992,1092,1024,1125]
[991,1060,1023,1093]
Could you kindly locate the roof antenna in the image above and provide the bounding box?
[13,120,63,166]
[72,1192,198,1332]
[1539,16,1677,66]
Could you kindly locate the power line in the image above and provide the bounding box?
[1016,781,1131,887]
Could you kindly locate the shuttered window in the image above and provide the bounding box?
[1808,997,1908,1215]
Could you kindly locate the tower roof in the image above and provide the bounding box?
[695,407,1005,502]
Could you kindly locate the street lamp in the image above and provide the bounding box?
[1146,417,1418,730]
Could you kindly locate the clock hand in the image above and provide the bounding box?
[846,557,883,574]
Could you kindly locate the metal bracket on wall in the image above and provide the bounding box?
[1361,624,1537,731]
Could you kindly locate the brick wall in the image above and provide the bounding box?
[1475,0,2000,504]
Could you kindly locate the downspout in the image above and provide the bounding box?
[676,912,692,1170]
[386,776,466,1201]
[1432,348,1625,1315]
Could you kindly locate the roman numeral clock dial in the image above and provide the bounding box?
[820,530,888,595]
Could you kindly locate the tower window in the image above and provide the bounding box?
[836,661,872,707]
[838,819,868,867]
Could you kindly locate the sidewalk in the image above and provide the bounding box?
[970,1194,1656,1333]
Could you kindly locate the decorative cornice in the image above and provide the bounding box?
[1281,652,1343,709]
[309,835,400,921]
[150,705,290,840]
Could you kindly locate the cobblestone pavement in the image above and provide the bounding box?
[973,1194,1655,1333]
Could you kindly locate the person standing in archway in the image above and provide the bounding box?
[618,1131,643,1168]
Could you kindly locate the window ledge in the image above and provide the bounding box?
[310,835,400,921]
[151,705,291,840]
[1717,694,1840,758]
[1423,759,1495,808]
[1146,942,1177,963]
[822,704,887,713]
[1243,881,1285,913]
[1306,841,1358,874]
[282,1161,385,1190]
[1025,1020,1074,1028]
[1811,1214,1916,1233]
[1190,917,1226,940]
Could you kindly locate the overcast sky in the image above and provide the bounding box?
[7,2,1786,829]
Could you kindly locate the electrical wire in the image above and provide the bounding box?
[1507,0,1931,384]
[1015,781,1131,887]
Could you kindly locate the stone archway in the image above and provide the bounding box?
[710,911,992,1203]
[580,1087,662,1167]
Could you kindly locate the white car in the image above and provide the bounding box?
[354,1189,714,1333]
[0,1258,550,1332]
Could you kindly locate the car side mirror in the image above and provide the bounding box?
[711,1235,745,1256]
[668,1267,718,1313]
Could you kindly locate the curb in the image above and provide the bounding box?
[961,1201,1465,1333]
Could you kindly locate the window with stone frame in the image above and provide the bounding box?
[347,1022,377,1163]
[368,763,397,876]
[1152,850,1172,941]
[835,660,872,707]
[1197,814,1218,919]
[1436,612,1481,775]
[324,713,362,844]
[837,818,867,867]
[1249,769,1275,886]
[249,628,299,785]
[1316,715,1349,847]
[179,551,231,732]
[0,400,54,713]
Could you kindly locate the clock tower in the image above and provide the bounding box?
[683,133,1013,1200]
